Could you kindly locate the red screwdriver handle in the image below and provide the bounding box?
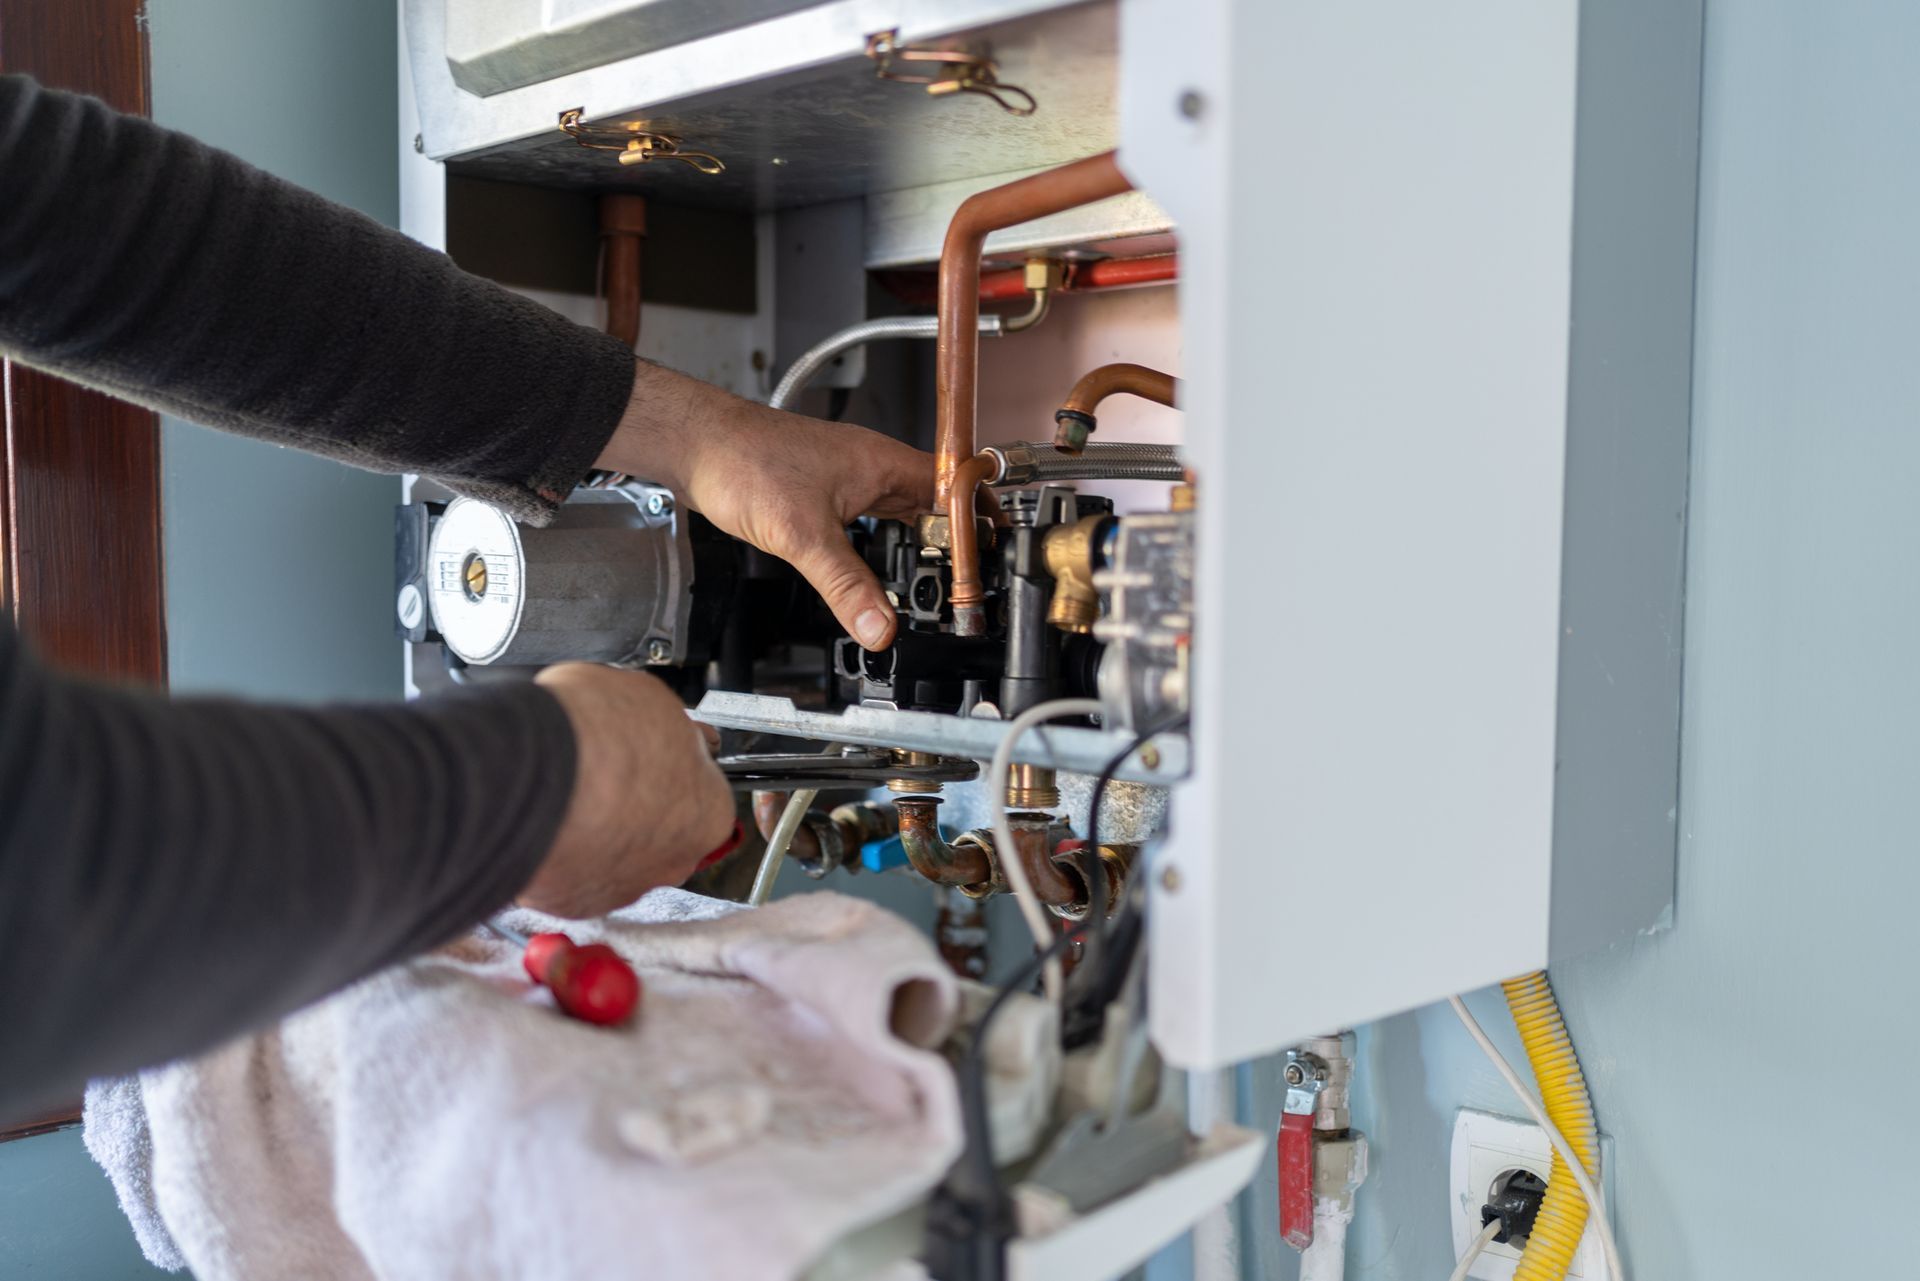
[696,818,747,871]
[522,931,641,1026]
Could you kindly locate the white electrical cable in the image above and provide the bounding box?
[749,789,817,906]
[986,697,1104,1003]
[1447,996,1625,1281]
[1448,1218,1503,1281]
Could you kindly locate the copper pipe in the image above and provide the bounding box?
[1010,816,1081,907]
[945,452,998,637]
[934,152,1133,509]
[599,195,647,347]
[753,791,819,864]
[896,797,992,887]
[977,251,1180,302]
[1053,362,1179,452]
[752,793,895,873]
[1075,252,1179,291]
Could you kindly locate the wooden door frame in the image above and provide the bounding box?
[1,0,167,1139]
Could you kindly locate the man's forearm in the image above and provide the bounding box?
[0,624,573,1117]
[0,74,632,526]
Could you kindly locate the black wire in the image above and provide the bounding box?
[954,917,1089,1205]
[1068,713,1191,1034]
[940,713,1191,1269]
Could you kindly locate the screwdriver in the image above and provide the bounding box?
[484,918,641,1026]
[482,820,747,1026]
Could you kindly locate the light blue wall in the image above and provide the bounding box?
[153,0,402,702]
[0,3,400,1274]
[1203,3,1920,1278]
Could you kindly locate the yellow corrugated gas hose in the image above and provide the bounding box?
[1502,971,1600,1281]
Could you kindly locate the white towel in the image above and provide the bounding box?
[85,889,962,1280]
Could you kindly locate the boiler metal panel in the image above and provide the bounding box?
[1125,0,1695,1068]
[445,0,820,97]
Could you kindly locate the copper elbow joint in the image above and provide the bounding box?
[1052,362,1179,453]
[895,797,992,888]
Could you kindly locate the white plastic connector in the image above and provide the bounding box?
[1448,1109,1613,1280]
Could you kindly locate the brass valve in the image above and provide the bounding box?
[1042,514,1108,633]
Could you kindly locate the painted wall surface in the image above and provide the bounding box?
[0,3,400,1274]
[1179,3,1920,1278]
[154,0,402,701]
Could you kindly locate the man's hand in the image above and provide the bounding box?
[594,359,934,650]
[518,664,734,917]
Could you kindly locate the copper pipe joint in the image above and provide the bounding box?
[752,793,894,875]
[1009,815,1082,907]
[1049,840,1139,920]
[945,452,998,637]
[599,194,647,348]
[1052,362,1179,453]
[752,790,820,863]
[896,797,993,888]
[934,152,1133,509]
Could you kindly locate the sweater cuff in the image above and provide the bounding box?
[438,331,636,527]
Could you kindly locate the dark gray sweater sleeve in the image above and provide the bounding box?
[0,74,637,523]
[0,624,575,1116]
[0,76,631,1115]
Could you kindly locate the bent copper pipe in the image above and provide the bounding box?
[753,791,820,864]
[935,152,1133,509]
[1053,362,1179,452]
[895,798,992,888]
[1010,817,1082,907]
[945,452,1000,637]
[599,195,646,348]
[751,793,895,871]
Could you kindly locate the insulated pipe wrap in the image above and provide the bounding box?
[1502,971,1600,1281]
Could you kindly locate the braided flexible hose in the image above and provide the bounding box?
[1503,971,1600,1281]
[983,441,1185,485]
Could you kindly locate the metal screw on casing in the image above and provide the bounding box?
[1160,865,1181,893]
[645,492,671,517]
[1177,90,1205,120]
[646,638,673,664]
[1137,741,1162,771]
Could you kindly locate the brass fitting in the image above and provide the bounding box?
[1042,514,1108,633]
[1048,840,1140,919]
[1170,481,1196,512]
[1005,762,1060,810]
[887,749,945,795]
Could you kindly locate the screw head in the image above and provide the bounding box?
[396,583,424,631]
[1137,742,1162,771]
[413,133,425,153]
[646,638,673,664]
[1177,90,1205,120]
[1159,865,1182,893]
[645,492,670,517]
[1283,1062,1307,1086]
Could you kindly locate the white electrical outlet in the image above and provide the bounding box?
[1448,1109,1613,1280]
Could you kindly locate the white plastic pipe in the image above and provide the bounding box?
[1298,1198,1353,1281]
